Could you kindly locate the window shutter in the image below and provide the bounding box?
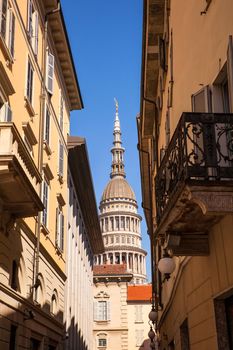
[191,86,210,112]
[44,105,50,144]
[59,141,64,177]
[8,9,15,57]
[33,11,38,55]
[26,59,33,103]
[93,302,98,321]
[4,103,12,121]
[59,92,64,131]
[47,52,54,94]
[107,301,110,321]
[55,207,59,245]
[0,0,7,39]
[60,213,64,251]
[227,35,233,112]
[27,0,33,39]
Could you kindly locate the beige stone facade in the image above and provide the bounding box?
[66,137,104,350]
[93,265,132,350]
[0,0,82,349]
[138,0,233,349]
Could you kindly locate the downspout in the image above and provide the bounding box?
[142,96,163,308]
[137,144,157,302]
[33,0,61,297]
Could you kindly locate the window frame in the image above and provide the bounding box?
[46,51,54,95]
[27,0,39,55]
[42,178,49,228]
[56,207,64,252]
[26,57,34,105]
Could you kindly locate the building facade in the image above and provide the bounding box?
[94,101,147,284]
[138,0,233,349]
[66,137,104,350]
[0,0,82,349]
[93,264,133,350]
[127,285,152,350]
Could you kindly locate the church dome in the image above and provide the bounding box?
[101,176,136,202]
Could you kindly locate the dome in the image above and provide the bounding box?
[101,176,136,202]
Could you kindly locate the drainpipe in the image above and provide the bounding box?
[137,144,157,302]
[138,96,162,309]
[33,0,61,298]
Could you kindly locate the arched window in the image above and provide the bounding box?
[35,274,45,306]
[11,260,18,291]
[50,289,58,315]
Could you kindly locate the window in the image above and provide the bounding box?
[27,0,38,55]
[26,58,34,104]
[0,102,12,121]
[59,91,64,131]
[105,218,108,231]
[136,329,144,347]
[11,260,18,291]
[50,290,58,315]
[98,338,107,347]
[135,305,143,323]
[8,9,15,57]
[115,216,119,230]
[56,207,64,252]
[46,51,54,94]
[180,318,190,350]
[94,300,110,321]
[120,216,125,230]
[30,338,41,350]
[110,235,114,244]
[42,179,49,227]
[9,325,17,350]
[58,141,64,178]
[44,105,50,145]
[110,217,113,231]
[116,236,119,243]
[126,217,129,229]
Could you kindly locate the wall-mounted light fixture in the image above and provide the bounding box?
[158,249,176,281]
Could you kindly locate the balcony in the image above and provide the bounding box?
[0,123,43,226]
[155,113,233,255]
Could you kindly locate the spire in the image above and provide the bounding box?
[110,99,126,178]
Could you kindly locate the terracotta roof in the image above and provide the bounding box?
[127,284,152,301]
[93,264,128,276]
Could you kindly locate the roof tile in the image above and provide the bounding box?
[127,284,152,301]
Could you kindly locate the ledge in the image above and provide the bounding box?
[24,96,35,117]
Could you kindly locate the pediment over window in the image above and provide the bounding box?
[94,291,110,299]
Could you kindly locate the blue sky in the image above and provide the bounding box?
[62,0,151,280]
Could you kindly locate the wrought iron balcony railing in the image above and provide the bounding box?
[156,112,233,224]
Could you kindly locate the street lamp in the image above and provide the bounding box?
[158,249,176,281]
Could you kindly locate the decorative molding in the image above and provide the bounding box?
[56,193,66,207]
[22,122,38,145]
[43,163,54,181]
[192,191,233,214]
[94,291,110,299]
[0,62,15,97]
